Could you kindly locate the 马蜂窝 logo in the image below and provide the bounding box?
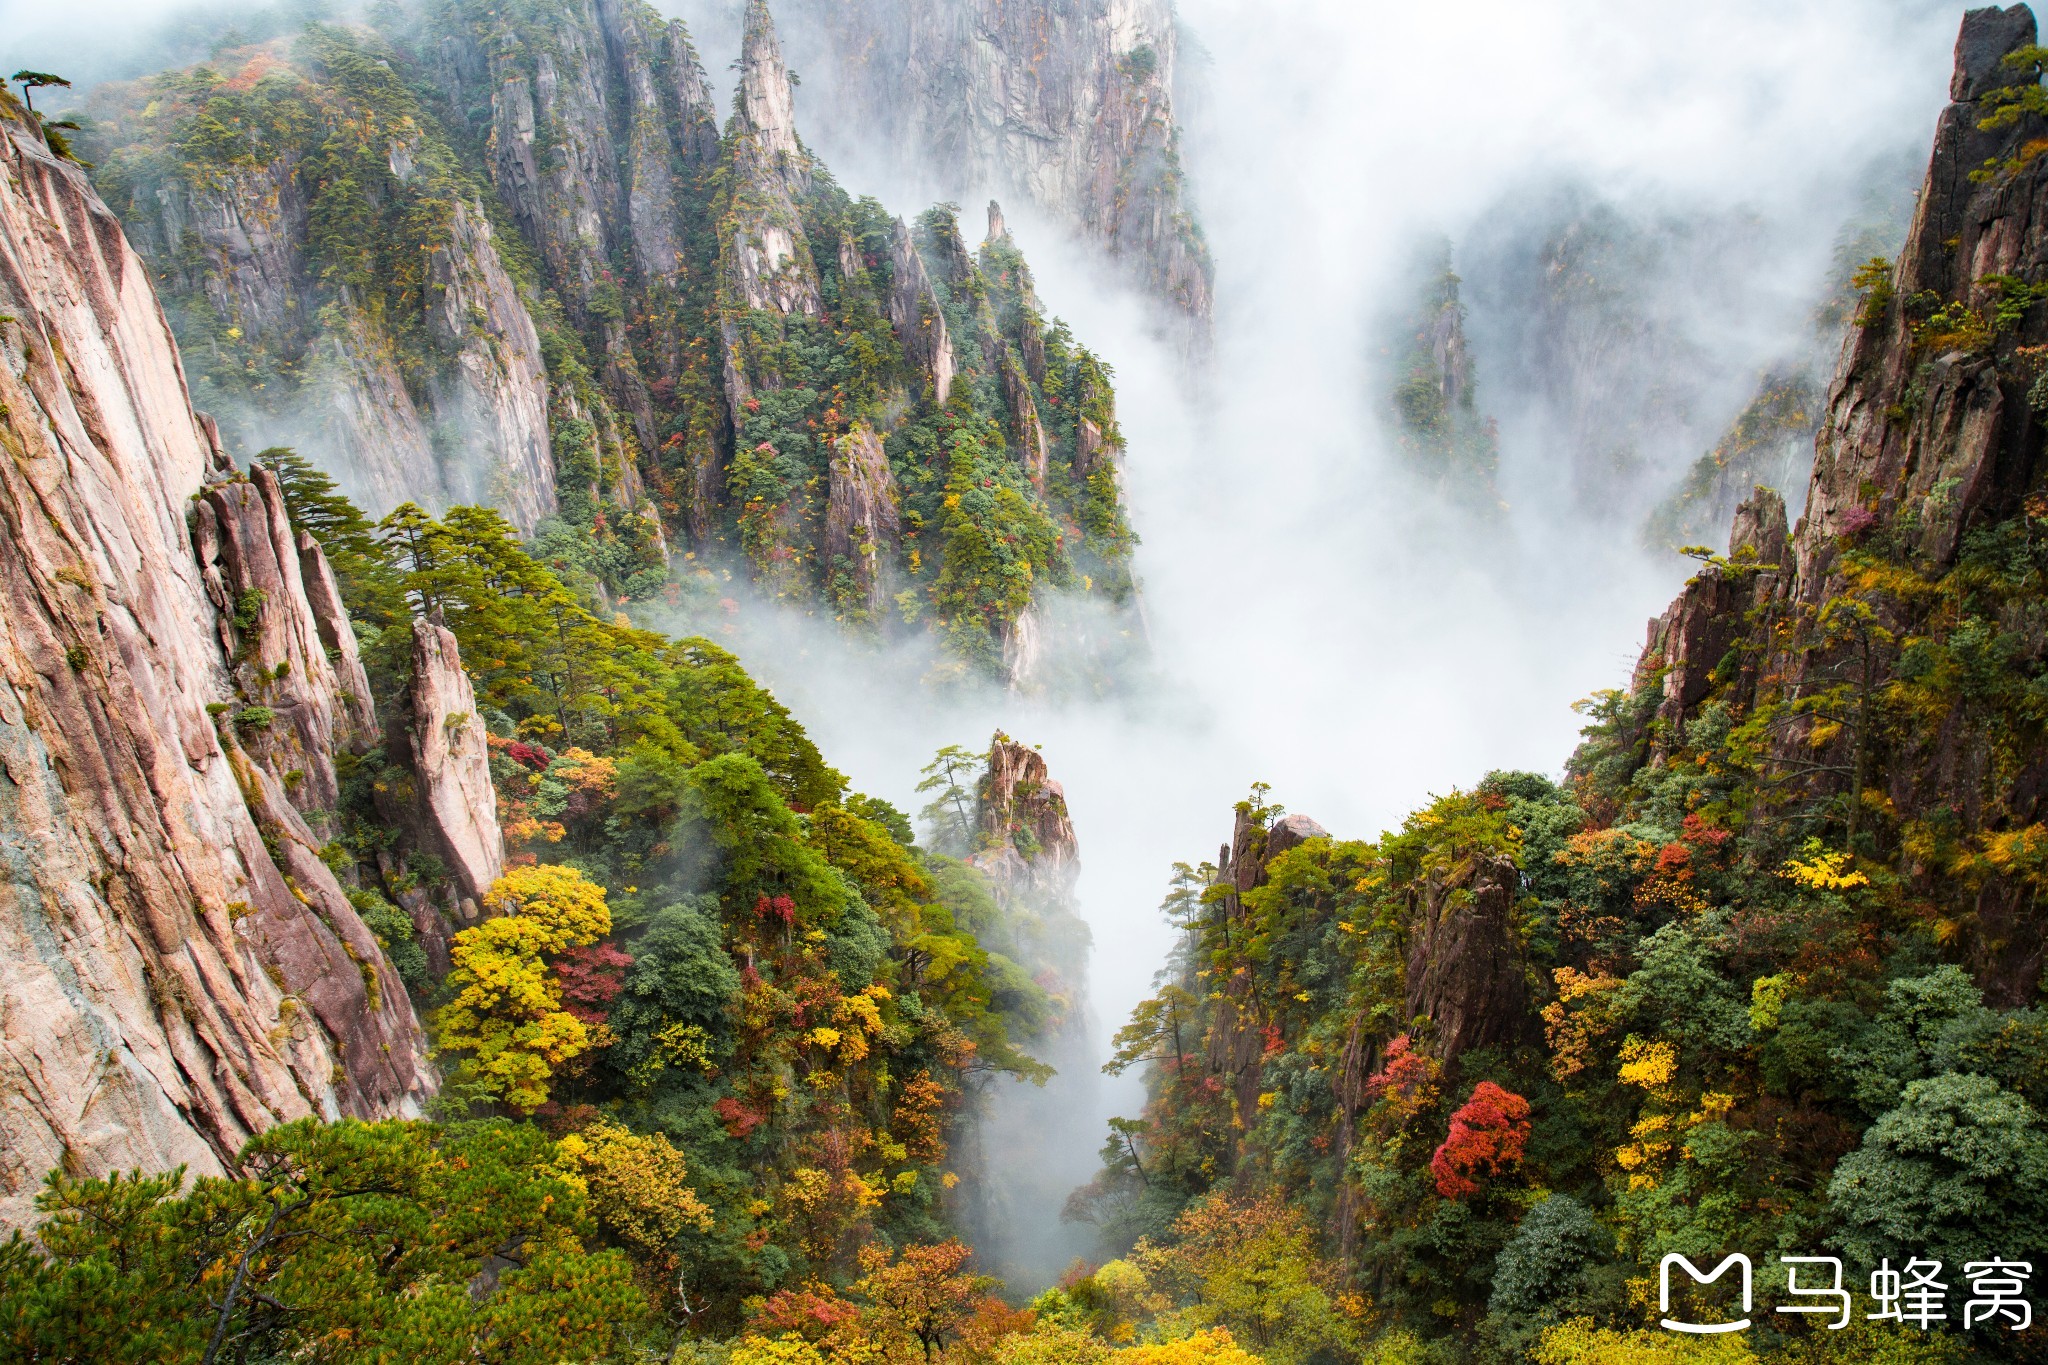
[1656,1254,2032,1335]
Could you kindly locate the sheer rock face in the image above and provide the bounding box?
[822,425,902,618]
[0,109,431,1230]
[887,218,956,402]
[969,735,1080,906]
[308,311,447,515]
[190,464,375,818]
[1619,7,2048,998]
[1403,854,1536,1066]
[425,200,557,530]
[106,113,556,532]
[406,620,504,911]
[784,0,1214,348]
[1000,602,1046,692]
[1798,6,2041,589]
[1631,5,2046,742]
[999,352,1050,483]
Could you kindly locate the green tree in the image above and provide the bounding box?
[0,1118,643,1364]
[1487,1194,1615,1346]
[1828,1071,2048,1268]
[916,743,984,854]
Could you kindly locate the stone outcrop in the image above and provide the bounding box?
[1402,854,1536,1065]
[822,424,901,619]
[969,733,1080,906]
[406,619,505,912]
[887,217,956,402]
[783,0,1215,350]
[0,101,431,1229]
[1633,486,1789,747]
[191,462,376,818]
[955,732,1097,1286]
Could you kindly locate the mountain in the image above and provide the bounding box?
[0,90,432,1228]
[1379,244,1504,513]
[79,0,1140,687]
[777,0,1215,353]
[0,61,1083,1351]
[1064,9,2048,1361]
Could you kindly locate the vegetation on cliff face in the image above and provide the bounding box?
[1062,13,2048,1362]
[79,0,1138,687]
[1383,249,1503,513]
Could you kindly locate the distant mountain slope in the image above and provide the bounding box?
[81,0,1140,686]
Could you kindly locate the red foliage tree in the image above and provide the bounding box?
[1363,1034,1440,1121]
[551,942,632,1024]
[751,1281,864,1342]
[1430,1080,1532,1198]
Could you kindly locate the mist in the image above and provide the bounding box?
[6,0,1975,1290]
[638,0,1966,1288]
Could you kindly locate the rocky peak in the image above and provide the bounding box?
[1807,4,2042,578]
[968,734,1080,906]
[405,619,505,914]
[1605,5,2048,996]
[720,1,822,318]
[739,0,807,195]
[1954,4,2038,100]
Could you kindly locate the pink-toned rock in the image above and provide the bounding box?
[190,463,373,817]
[968,733,1079,906]
[406,619,505,909]
[0,103,431,1231]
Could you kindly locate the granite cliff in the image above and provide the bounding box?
[1619,3,2048,1000]
[781,0,1214,351]
[0,95,433,1228]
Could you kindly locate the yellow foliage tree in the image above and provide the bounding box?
[552,1118,713,1282]
[985,1325,1113,1364]
[1533,1319,1756,1365]
[434,864,611,1111]
[1116,1328,1266,1364]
